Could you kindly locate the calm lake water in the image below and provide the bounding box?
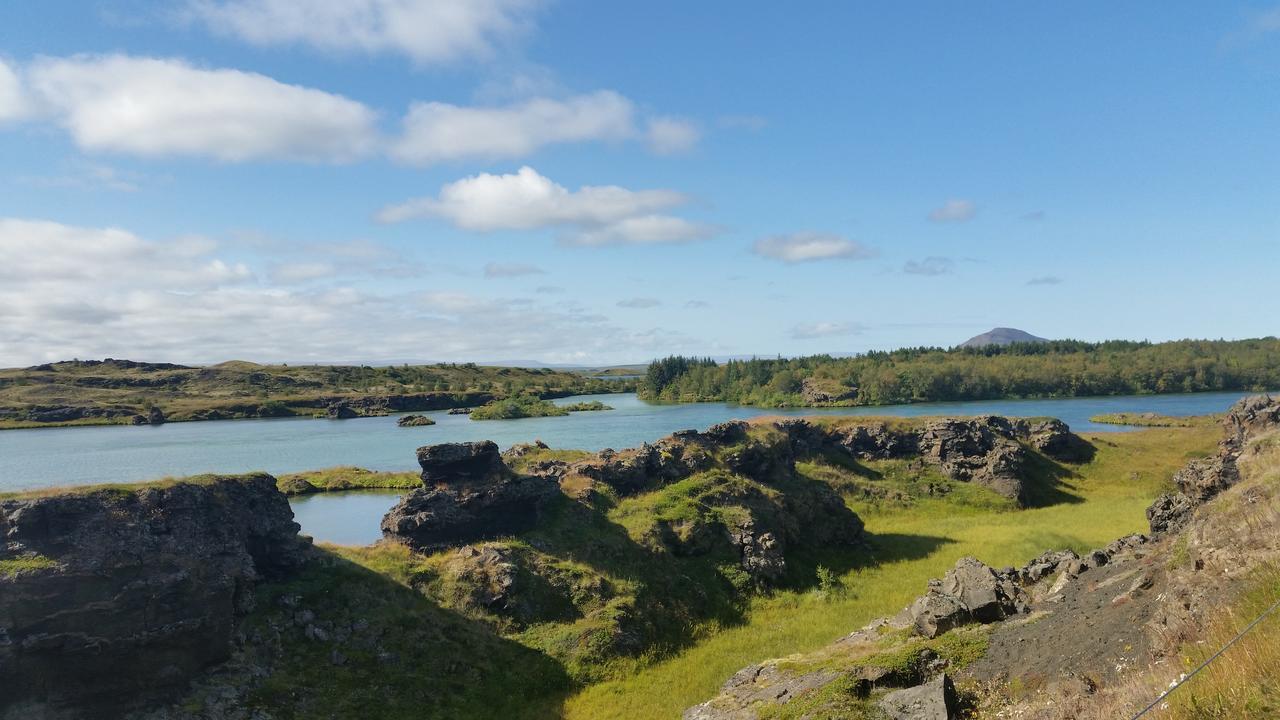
[1,390,1259,544]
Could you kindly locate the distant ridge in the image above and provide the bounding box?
[959,327,1049,348]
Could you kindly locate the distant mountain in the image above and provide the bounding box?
[959,327,1049,348]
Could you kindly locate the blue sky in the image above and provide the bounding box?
[0,2,1276,366]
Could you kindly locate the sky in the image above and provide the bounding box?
[0,1,1277,367]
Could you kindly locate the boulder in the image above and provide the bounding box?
[940,557,1026,622]
[1020,418,1093,462]
[878,674,960,720]
[910,557,1027,637]
[396,414,436,427]
[382,475,557,552]
[383,442,558,551]
[147,406,166,425]
[418,441,509,486]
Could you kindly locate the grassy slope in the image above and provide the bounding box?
[562,427,1218,720]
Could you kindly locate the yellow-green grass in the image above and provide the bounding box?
[562,427,1217,720]
[275,466,420,495]
[0,554,58,578]
[0,472,272,500]
[1163,565,1280,719]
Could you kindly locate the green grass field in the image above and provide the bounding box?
[561,427,1216,720]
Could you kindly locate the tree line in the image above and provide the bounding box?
[640,338,1280,407]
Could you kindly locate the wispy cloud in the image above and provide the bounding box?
[753,232,876,263]
[791,321,867,340]
[484,262,544,278]
[1026,275,1063,286]
[903,256,956,276]
[928,199,977,223]
[617,297,662,309]
[185,0,544,65]
[646,116,700,155]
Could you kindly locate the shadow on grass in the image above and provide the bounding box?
[246,549,569,720]
[1020,451,1086,508]
[785,531,956,587]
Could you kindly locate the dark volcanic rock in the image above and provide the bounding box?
[918,417,1028,501]
[396,414,436,427]
[1146,394,1280,535]
[878,674,960,720]
[727,520,786,583]
[0,475,307,719]
[835,421,919,459]
[381,475,558,552]
[910,557,1027,637]
[383,442,558,551]
[1146,492,1197,535]
[1020,418,1094,462]
[418,441,509,485]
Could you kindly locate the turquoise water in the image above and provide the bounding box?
[1,390,1259,544]
[0,390,1255,492]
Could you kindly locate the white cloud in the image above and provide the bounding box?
[646,116,699,155]
[928,199,977,223]
[392,91,634,164]
[0,217,704,366]
[484,261,544,277]
[25,55,379,162]
[17,162,144,192]
[790,321,866,340]
[567,215,717,247]
[269,262,338,283]
[903,256,956,276]
[752,232,875,263]
[187,0,542,64]
[378,166,716,246]
[0,58,30,122]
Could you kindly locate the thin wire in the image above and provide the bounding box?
[1130,592,1280,719]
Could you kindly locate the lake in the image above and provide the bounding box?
[1,390,1259,544]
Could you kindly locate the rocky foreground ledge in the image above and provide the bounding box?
[685,394,1280,720]
[0,475,310,718]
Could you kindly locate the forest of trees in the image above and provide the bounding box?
[640,338,1280,407]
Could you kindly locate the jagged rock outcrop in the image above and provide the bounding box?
[0,475,308,719]
[382,442,559,551]
[799,378,858,405]
[1018,418,1095,462]
[727,521,786,583]
[917,418,1028,501]
[1146,394,1278,535]
[396,414,435,427]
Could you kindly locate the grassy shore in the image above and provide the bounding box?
[275,466,420,495]
[1090,412,1222,428]
[560,426,1217,719]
